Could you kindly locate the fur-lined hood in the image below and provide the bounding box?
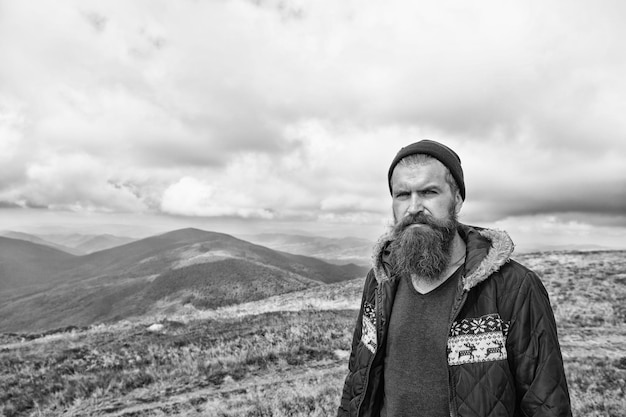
[371,224,515,291]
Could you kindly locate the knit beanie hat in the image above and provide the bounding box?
[387,139,465,200]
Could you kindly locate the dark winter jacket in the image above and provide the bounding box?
[338,224,571,417]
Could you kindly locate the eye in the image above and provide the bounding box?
[394,191,409,199]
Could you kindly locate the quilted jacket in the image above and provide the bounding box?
[338,224,571,417]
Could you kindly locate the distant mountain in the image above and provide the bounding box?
[37,232,103,248]
[0,231,83,255]
[39,233,137,254]
[240,233,374,266]
[1,231,137,255]
[73,234,137,254]
[517,243,619,253]
[0,228,368,333]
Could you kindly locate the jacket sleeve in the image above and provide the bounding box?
[337,270,374,417]
[507,271,572,417]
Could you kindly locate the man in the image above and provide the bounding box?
[338,140,571,417]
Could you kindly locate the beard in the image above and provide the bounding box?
[388,207,458,282]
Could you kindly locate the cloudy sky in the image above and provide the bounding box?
[0,0,624,251]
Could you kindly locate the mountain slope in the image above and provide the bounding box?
[145,258,319,310]
[277,251,369,283]
[0,237,77,293]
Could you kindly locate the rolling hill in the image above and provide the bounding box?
[0,228,368,333]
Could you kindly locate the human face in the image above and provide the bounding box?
[390,159,462,225]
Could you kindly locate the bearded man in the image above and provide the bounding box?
[338,140,571,417]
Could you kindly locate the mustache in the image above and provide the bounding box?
[393,212,451,234]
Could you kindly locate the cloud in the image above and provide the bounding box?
[489,214,626,251]
[0,0,624,232]
[159,121,400,222]
[161,176,275,219]
[0,201,23,209]
[456,139,626,222]
[0,153,147,212]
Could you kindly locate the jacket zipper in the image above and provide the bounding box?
[356,283,384,417]
[447,279,468,417]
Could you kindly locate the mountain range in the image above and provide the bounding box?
[0,230,136,255]
[0,228,368,333]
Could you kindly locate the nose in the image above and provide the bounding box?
[406,192,423,215]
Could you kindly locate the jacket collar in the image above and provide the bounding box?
[371,223,515,291]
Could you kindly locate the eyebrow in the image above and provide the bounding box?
[392,183,443,195]
[393,182,442,190]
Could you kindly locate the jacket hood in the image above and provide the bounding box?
[371,224,515,291]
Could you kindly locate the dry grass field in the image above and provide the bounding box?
[1,250,625,416]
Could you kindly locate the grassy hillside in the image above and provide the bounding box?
[1,250,624,416]
[0,310,354,417]
[515,250,626,327]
